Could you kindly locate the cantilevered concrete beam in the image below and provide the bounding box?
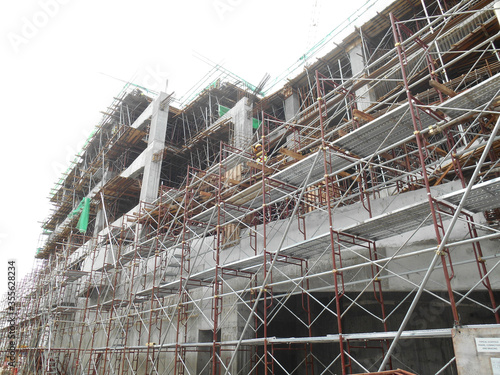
[140,92,170,203]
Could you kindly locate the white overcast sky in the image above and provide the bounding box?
[0,0,393,296]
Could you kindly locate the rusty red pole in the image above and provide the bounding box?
[390,13,459,324]
[315,69,348,374]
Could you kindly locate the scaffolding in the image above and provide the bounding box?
[1,0,500,374]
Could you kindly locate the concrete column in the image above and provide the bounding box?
[139,92,170,203]
[92,209,106,237]
[348,42,377,111]
[220,294,252,374]
[231,97,253,150]
[285,91,301,152]
[285,91,300,122]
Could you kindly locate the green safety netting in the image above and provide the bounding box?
[205,79,220,91]
[219,104,261,130]
[252,118,261,130]
[262,0,380,95]
[49,127,97,198]
[69,197,91,233]
[218,105,230,117]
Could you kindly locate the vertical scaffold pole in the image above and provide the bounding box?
[390,13,459,324]
[315,70,348,374]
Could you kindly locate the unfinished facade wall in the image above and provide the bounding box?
[1,0,500,374]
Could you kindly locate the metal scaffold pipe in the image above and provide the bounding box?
[379,115,500,371]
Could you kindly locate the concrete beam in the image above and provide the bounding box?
[140,92,170,203]
[131,102,153,131]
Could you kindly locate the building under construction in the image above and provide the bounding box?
[2,0,500,373]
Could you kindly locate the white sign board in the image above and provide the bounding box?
[476,338,500,353]
[491,358,500,375]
